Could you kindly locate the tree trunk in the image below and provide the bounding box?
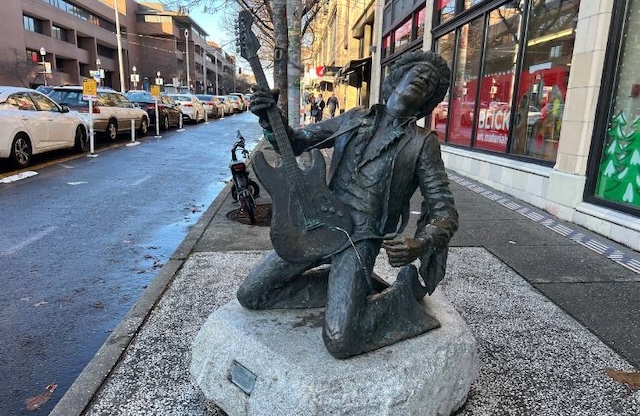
[272,0,289,118]
[287,0,302,127]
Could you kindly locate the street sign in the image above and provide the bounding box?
[150,84,161,98]
[82,79,97,100]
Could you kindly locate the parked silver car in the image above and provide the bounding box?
[48,86,149,141]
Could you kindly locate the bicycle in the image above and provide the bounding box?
[230,131,260,224]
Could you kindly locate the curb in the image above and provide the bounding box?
[49,143,256,416]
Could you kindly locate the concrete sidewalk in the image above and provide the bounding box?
[52,141,640,415]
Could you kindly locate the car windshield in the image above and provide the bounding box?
[171,95,191,101]
[126,93,154,103]
[48,90,89,107]
[196,95,212,101]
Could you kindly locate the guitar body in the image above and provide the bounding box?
[253,149,353,263]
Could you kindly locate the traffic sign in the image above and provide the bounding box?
[150,84,161,98]
[82,79,97,100]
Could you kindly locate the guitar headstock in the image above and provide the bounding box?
[238,10,260,62]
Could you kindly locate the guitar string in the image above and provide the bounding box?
[332,226,374,292]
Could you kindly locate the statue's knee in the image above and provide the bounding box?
[322,326,356,359]
[236,283,263,310]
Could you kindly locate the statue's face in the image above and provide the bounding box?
[385,64,435,117]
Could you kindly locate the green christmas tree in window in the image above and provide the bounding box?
[596,112,640,207]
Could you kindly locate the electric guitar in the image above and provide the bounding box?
[238,10,353,263]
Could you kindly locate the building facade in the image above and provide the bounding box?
[1,0,236,93]
[362,0,639,251]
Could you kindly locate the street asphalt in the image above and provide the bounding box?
[51,139,640,415]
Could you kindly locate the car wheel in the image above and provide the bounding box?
[162,114,170,131]
[10,133,32,168]
[138,117,149,136]
[74,126,90,153]
[106,120,118,141]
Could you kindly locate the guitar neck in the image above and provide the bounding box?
[249,57,298,170]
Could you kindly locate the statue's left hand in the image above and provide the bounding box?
[382,237,427,267]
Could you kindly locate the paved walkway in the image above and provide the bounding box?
[52,142,640,415]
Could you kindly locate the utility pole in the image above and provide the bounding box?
[114,0,126,93]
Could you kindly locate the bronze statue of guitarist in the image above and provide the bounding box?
[237,13,458,359]
[237,49,458,359]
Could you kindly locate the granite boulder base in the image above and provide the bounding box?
[191,291,478,416]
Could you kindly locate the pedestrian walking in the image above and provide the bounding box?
[316,94,326,121]
[327,93,339,117]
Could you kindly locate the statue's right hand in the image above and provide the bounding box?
[250,87,280,122]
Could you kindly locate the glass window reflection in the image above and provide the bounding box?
[510,0,579,161]
[474,2,522,152]
[432,32,456,141]
[448,18,483,146]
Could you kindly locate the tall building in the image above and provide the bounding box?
[311,0,639,251]
[0,0,236,93]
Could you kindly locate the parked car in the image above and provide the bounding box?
[226,95,243,113]
[215,95,233,116]
[125,91,182,130]
[195,94,224,118]
[229,93,247,111]
[0,86,89,168]
[167,93,206,123]
[48,85,149,140]
[243,93,253,107]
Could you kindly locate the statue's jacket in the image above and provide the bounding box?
[264,104,458,288]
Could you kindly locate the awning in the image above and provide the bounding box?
[337,57,372,77]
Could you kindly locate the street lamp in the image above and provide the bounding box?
[96,58,102,86]
[131,66,139,90]
[184,29,190,93]
[39,47,47,86]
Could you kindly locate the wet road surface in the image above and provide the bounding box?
[0,112,263,414]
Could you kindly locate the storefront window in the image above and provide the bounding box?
[464,0,484,10]
[594,0,640,209]
[437,0,456,26]
[432,32,456,141]
[510,0,579,161]
[415,7,426,39]
[382,35,390,59]
[448,18,483,146]
[473,2,522,152]
[394,18,412,54]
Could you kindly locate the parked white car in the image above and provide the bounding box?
[0,86,89,168]
[167,93,206,123]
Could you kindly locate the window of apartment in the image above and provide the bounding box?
[97,44,115,59]
[55,57,65,72]
[27,49,40,63]
[24,15,43,34]
[52,25,71,42]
